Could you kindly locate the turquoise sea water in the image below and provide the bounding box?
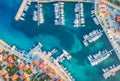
[0,0,120,81]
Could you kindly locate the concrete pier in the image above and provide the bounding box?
[103,64,120,79]
[15,0,28,20]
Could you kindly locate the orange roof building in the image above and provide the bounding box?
[47,73,54,78]
[99,1,105,6]
[98,0,108,17]
[117,16,120,22]
[4,74,9,80]
[2,55,7,61]
[101,11,108,15]
[40,62,46,71]
[23,65,29,71]
[0,70,7,76]
[99,7,106,11]
[19,63,25,70]
[33,60,40,66]
[19,73,27,80]
[11,74,18,81]
[48,66,57,75]
[118,30,120,32]
[0,47,3,53]
[29,64,33,71]
[7,56,14,64]
[8,63,13,67]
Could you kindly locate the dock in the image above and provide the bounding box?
[15,0,29,20]
[47,48,58,57]
[103,64,120,79]
[83,29,103,46]
[54,1,65,25]
[73,2,85,27]
[88,49,113,66]
[56,50,72,62]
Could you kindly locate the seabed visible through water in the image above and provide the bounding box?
[0,0,120,81]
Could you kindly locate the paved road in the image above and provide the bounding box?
[103,0,120,11]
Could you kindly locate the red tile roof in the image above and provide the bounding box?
[40,62,46,71]
[0,70,7,76]
[99,1,105,6]
[2,55,7,61]
[101,11,108,16]
[11,74,18,81]
[118,30,120,32]
[4,74,9,79]
[23,65,29,71]
[7,56,14,64]
[117,16,120,22]
[33,60,40,66]
[48,66,57,75]
[19,73,27,80]
[29,64,33,71]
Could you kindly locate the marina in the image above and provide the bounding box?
[103,64,120,79]
[83,29,103,46]
[15,0,31,20]
[95,0,120,61]
[33,2,44,25]
[56,50,72,62]
[88,49,113,66]
[1,0,120,81]
[73,2,85,27]
[37,2,44,25]
[54,1,65,25]
[15,0,93,21]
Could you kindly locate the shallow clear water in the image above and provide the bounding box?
[0,0,120,81]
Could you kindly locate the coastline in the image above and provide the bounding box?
[1,0,120,80]
[0,39,11,49]
[94,0,120,60]
[0,39,73,81]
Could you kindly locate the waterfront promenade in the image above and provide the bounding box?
[95,0,120,60]
[0,40,32,63]
[103,0,120,11]
[0,39,73,81]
